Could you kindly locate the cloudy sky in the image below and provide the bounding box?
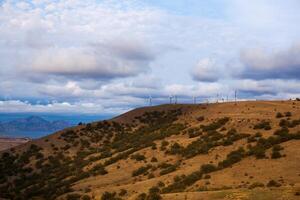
[1,0,300,115]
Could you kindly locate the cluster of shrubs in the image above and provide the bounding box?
[158,162,179,175]
[167,127,248,159]
[101,191,122,200]
[185,127,202,138]
[162,127,300,194]
[247,132,262,143]
[279,118,300,128]
[132,165,152,177]
[200,117,230,132]
[248,127,300,159]
[276,112,292,118]
[162,148,246,193]
[218,147,246,168]
[66,193,91,200]
[60,130,79,143]
[90,164,108,176]
[253,121,271,130]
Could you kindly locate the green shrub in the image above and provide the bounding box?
[167,143,183,154]
[160,140,169,151]
[285,112,292,117]
[267,180,281,187]
[159,164,177,175]
[132,165,152,177]
[119,189,127,196]
[66,193,81,200]
[218,147,246,168]
[90,164,108,176]
[200,164,217,174]
[131,153,146,161]
[101,192,122,200]
[253,121,271,130]
[248,145,266,159]
[248,182,264,189]
[136,193,146,200]
[148,173,155,179]
[276,112,284,118]
[197,116,205,122]
[271,145,283,159]
[147,187,162,200]
[81,195,91,200]
[200,117,230,132]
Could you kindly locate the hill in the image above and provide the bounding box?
[1,100,300,200]
[0,137,30,151]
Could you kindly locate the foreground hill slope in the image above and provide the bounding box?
[1,100,300,200]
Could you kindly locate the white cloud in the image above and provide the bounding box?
[1,0,300,114]
[191,58,221,82]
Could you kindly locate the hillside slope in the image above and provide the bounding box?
[1,100,300,200]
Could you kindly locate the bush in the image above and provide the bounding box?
[285,112,292,117]
[267,180,281,187]
[90,164,108,176]
[167,143,183,154]
[160,140,169,151]
[81,195,91,200]
[271,145,283,159]
[159,164,177,175]
[200,117,230,132]
[101,192,121,200]
[253,121,271,130]
[132,165,152,177]
[219,147,246,168]
[66,193,81,200]
[197,116,205,122]
[131,154,146,161]
[151,157,158,162]
[200,164,217,174]
[136,193,147,200]
[248,182,264,189]
[276,112,284,118]
[147,187,162,200]
[248,145,266,159]
[119,189,127,196]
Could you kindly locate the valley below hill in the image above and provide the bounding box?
[1,100,300,200]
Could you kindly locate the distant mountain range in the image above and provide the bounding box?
[0,116,71,134]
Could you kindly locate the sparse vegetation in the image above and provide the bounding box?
[1,102,300,200]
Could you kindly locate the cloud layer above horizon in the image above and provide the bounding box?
[1,0,300,115]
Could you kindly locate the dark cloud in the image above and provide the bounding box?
[238,44,300,80]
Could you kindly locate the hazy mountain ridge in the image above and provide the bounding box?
[0,116,71,134]
[1,101,300,200]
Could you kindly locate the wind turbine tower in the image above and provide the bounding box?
[149,95,152,106]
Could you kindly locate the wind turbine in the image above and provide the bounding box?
[169,95,173,104]
[149,95,152,106]
[234,90,237,104]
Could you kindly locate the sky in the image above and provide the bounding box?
[1,0,300,116]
